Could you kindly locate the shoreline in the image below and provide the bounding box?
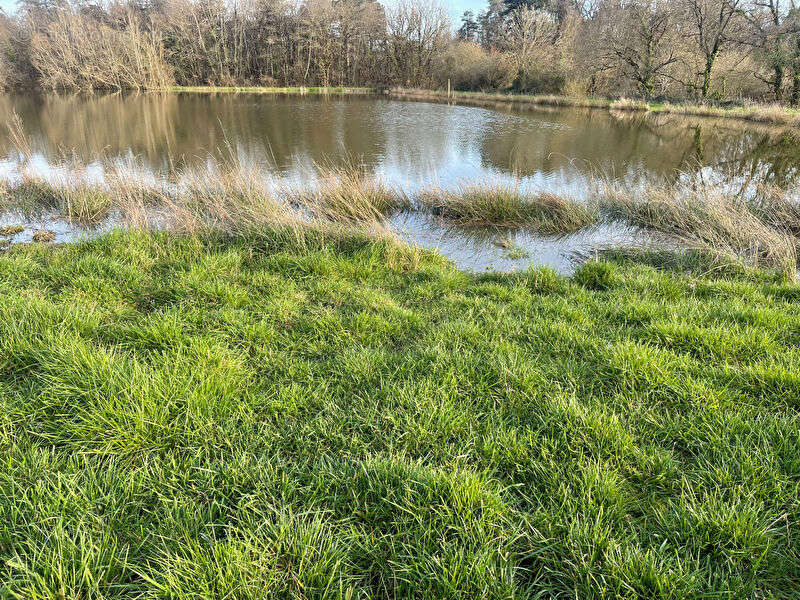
[167,85,800,127]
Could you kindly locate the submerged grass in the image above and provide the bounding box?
[2,174,112,225]
[0,228,799,598]
[420,184,597,233]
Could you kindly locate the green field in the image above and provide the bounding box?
[1,230,799,598]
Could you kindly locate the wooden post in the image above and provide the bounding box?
[447,79,451,99]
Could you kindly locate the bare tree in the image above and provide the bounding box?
[682,0,746,98]
[596,0,680,98]
[386,0,449,87]
[742,0,800,100]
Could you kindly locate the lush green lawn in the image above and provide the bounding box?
[1,230,799,599]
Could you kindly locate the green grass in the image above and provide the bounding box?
[1,229,799,598]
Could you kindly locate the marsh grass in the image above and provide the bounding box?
[0,224,24,236]
[748,184,800,241]
[420,184,597,233]
[179,166,299,233]
[4,175,61,212]
[60,183,112,225]
[31,229,56,242]
[307,168,407,224]
[2,122,799,281]
[599,181,799,277]
[2,174,112,225]
[0,229,798,598]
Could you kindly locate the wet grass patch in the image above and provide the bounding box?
[420,184,598,233]
[2,175,112,225]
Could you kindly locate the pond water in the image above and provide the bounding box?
[1,92,798,272]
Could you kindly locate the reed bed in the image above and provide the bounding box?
[0,162,407,251]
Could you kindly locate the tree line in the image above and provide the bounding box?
[1,0,799,104]
[455,0,800,103]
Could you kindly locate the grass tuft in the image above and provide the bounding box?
[574,259,618,289]
[308,167,407,223]
[0,224,24,236]
[3,175,111,225]
[420,184,597,232]
[31,229,56,242]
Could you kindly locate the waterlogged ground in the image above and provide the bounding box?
[0,206,672,274]
[0,92,797,271]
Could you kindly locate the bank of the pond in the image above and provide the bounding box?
[167,85,800,127]
[389,88,800,127]
[169,85,375,95]
[0,229,798,598]
[4,170,800,277]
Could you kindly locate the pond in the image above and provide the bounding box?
[1,92,799,272]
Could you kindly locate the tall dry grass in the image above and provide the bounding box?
[599,180,799,276]
[305,166,407,224]
[0,156,410,252]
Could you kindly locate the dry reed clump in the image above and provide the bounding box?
[306,169,406,224]
[32,230,56,242]
[178,166,300,234]
[419,183,597,233]
[610,98,649,111]
[0,224,24,236]
[104,169,174,229]
[748,184,800,241]
[599,182,798,276]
